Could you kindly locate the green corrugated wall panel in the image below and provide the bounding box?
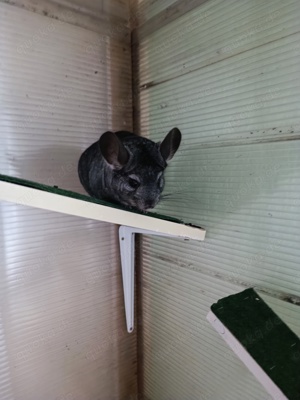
[136,0,300,399]
[140,30,300,144]
[139,0,300,86]
[135,0,179,25]
[141,253,300,399]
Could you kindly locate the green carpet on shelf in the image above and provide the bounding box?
[211,288,300,400]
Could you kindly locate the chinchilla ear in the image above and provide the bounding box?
[99,131,129,169]
[159,127,181,162]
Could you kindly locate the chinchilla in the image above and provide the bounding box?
[78,128,181,211]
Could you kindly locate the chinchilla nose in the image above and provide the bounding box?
[144,199,157,209]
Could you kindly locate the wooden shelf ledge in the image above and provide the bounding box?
[0,174,206,332]
[0,174,205,240]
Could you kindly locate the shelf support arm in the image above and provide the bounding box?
[119,226,202,333]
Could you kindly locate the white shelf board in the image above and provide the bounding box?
[0,178,206,333]
[0,180,206,240]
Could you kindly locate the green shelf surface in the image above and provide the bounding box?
[211,288,300,400]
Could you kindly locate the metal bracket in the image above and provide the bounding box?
[119,225,202,333]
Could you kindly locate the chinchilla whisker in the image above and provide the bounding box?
[170,198,198,201]
[165,189,187,194]
[160,197,197,203]
[163,189,197,195]
[162,192,185,197]
[162,197,199,203]
[162,191,198,197]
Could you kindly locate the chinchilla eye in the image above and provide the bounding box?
[128,177,140,189]
[157,172,163,180]
[157,172,164,188]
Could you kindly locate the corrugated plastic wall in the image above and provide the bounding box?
[0,1,136,399]
[133,0,178,26]
[134,0,300,399]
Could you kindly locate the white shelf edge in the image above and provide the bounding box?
[206,310,288,400]
[0,180,206,240]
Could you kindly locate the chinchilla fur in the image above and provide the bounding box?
[78,128,181,211]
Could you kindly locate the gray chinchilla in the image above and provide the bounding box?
[78,128,181,211]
